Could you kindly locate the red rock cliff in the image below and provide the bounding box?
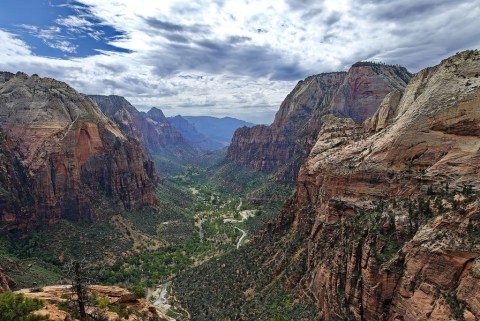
[0,72,157,230]
[227,63,411,182]
[264,50,480,320]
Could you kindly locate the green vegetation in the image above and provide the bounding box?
[172,226,316,321]
[92,244,194,288]
[0,256,61,289]
[0,292,47,321]
[4,220,134,266]
[0,153,296,319]
[0,158,291,291]
[444,290,466,321]
[0,239,62,289]
[90,163,291,289]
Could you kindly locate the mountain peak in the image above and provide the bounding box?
[88,94,139,117]
[147,107,167,123]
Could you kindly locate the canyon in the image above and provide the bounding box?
[174,50,480,320]
[0,50,479,321]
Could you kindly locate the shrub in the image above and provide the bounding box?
[0,292,48,321]
[131,285,146,298]
[95,296,110,309]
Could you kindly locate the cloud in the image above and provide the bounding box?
[146,36,308,81]
[48,40,78,53]
[143,17,211,34]
[144,18,186,32]
[56,15,94,29]
[0,29,32,56]
[17,24,78,53]
[0,0,479,124]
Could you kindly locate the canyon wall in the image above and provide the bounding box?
[226,63,411,182]
[0,72,157,232]
[273,50,480,320]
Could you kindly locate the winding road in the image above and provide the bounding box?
[234,227,246,249]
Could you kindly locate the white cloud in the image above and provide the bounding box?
[56,15,94,29]
[16,24,78,53]
[1,0,480,123]
[0,29,32,56]
[48,40,78,53]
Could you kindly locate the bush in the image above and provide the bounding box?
[0,292,48,321]
[94,296,110,309]
[131,285,146,298]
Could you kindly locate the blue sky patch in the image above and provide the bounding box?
[0,0,131,58]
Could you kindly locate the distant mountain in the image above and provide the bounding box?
[167,115,222,151]
[168,115,254,151]
[89,95,199,174]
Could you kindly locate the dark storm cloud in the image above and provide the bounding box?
[197,39,224,51]
[96,62,128,73]
[144,18,185,32]
[325,11,342,26]
[354,0,463,21]
[301,8,323,20]
[177,102,217,108]
[149,37,308,81]
[227,36,251,44]
[143,17,210,34]
[163,33,190,44]
[178,74,204,80]
[286,0,324,10]
[270,64,308,81]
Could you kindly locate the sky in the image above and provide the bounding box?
[0,0,479,124]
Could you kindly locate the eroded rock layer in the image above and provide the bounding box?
[175,51,480,321]
[0,72,157,231]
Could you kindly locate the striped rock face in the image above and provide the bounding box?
[0,72,157,231]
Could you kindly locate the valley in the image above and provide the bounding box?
[0,153,293,319]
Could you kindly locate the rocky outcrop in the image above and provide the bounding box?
[89,95,198,163]
[17,285,172,321]
[174,50,480,321]
[0,265,15,292]
[0,73,157,231]
[227,72,346,182]
[269,50,480,320]
[227,63,411,183]
[364,90,403,131]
